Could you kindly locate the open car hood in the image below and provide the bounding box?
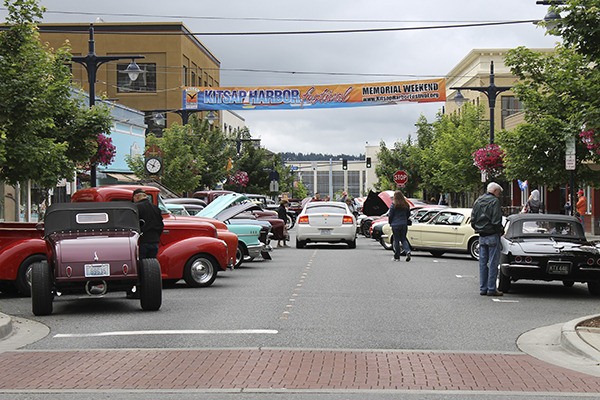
[198,193,249,219]
[214,202,259,222]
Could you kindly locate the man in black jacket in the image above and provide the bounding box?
[132,188,164,259]
[471,182,504,297]
[128,189,164,299]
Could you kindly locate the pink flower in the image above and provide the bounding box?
[580,129,600,155]
[472,144,505,176]
[228,170,249,187]
[91,133,116,166]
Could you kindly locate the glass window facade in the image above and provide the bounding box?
[117,63,157,93]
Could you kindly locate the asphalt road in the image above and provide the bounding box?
[2,233,600,398]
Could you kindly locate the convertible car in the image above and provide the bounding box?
[499,214,600,296]
[381,208,480,259]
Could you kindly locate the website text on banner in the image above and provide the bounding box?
[183,79,446,111]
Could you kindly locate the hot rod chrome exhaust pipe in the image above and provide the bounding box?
[85,280,108,296]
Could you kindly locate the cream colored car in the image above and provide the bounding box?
[381,208,480,259]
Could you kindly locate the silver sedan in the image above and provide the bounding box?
[296,201,357,249]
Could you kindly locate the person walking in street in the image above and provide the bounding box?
[276,199,290,247]
[128,188,164,299]
[471,182,504,296]
[388,190,412,262]
[577,189,587,228]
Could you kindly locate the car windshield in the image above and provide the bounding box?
[306,205,347,215]
[519,220,581,237]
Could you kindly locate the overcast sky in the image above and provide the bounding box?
[1,1,559,156]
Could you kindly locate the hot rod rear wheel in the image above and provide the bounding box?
[587,281,600,296]
[139,258,162,311]
[31,261,53,316]
[183,254,218,287]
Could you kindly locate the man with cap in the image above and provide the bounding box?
[128,188,164,298]
[471,182,505,296]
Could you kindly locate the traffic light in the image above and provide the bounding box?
[342,159,348,170]
[366,157,372,168]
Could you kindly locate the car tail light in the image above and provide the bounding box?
[514,256,522,263]
[298,215,309,224]
[597,259,600,266]
[587,258,595,266]
[343,215,354,224]
[525,256,532,264]
[66,266,72,278]
[123,264,129,275]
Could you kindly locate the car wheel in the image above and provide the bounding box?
[285,215,295,230]
[348,239,356,249]
[562,280,575,288]
[498,270,511,293]
[139,258,162,311]
[17,254,47,297]
[361,220,373,238]
[183,254,218,287]
[380,236,393,250]
[587,281,600,296]
[468,237,480,260]
[234,244,246,269]
[296,238,306,249]
[31,261,53,316]
[430,251,445,257]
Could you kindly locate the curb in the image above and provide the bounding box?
[561,314,600,362]
[0,313,12,340]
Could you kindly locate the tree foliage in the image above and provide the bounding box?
[0,0,113,188]
[503,1,600,187]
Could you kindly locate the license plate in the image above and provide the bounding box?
[320,229,332,235]
[84,263,110,277]
[547,261,571,275]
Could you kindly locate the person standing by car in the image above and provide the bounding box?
[388,190,411,262]
[522,189,543,213]
[133,188,164,259]
[471,182,504,296]
[576,189,587,227]
[276,199,290,247]
[128,189,164,299]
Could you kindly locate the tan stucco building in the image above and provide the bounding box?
[38,22,221,130]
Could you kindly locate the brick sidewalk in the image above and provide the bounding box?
[1,348,600,392]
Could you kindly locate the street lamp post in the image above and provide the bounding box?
[450,61,512,145]
[72,24,144,187]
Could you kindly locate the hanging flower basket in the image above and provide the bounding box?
[472,144,505,177]
[227,170,249,188]
[580,128,600,155]
[90,133,117,166]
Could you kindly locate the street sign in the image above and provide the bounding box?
[566,154,576,170]
[393,170,408,187]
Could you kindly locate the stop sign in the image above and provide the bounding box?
[393,170,408,186]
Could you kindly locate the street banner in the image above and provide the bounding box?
[182,78,446,111]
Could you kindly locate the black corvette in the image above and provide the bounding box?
[499,214,600,296]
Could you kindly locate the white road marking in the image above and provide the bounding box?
[54,329,278,338]
[455,275,476,278]
[492,299,519,303]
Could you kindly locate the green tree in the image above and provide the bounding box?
[421,103,488,197]
[0,0,113,188]
[188,115,235,190]
[226,144,272,194]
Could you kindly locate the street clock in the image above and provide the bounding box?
[145,157,162,174]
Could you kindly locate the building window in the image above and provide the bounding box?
[117,63,156,93]
[191,70,196,86]
[182,65,188,86]
[501,95,523,128]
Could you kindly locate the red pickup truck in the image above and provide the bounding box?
[0,185,236,295]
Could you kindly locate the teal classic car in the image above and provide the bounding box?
[195,194,266,268]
